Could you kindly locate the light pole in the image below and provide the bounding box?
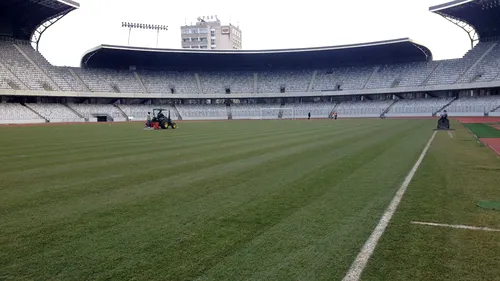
[121,22,168,47]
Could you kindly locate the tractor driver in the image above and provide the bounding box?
[157,110,165,119]
[440,110,448,120]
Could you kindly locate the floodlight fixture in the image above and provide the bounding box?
[121,21,169,47]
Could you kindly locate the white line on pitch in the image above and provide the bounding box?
[342,131,437,281]
[448,131,454,139]
[411,221,500,232]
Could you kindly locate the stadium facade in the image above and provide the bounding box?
[0,0,500,124]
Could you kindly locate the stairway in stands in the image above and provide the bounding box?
[328,103,339,119]
[64,104,85,121]
[227,105,232,120]
[22,103,48,122]
[13,44,61,91]
[114,104,129,120]
[362,66,380,89]
[278,104,285,119]
[172,104,183,120]
[380,99,399,117]
[433,98,458,116]
[490,104,500,114]
[456,42,498,83]
[307,70,317,92]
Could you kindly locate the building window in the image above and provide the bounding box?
[211,39,216,45]
[200,37,207,42]
[211,30,215,37]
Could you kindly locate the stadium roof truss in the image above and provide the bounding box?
[0,0,78,48]
[31,9,73,51]
[430,0,500,48]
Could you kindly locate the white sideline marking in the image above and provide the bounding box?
[411,221,500,232]
[342,131,437,281]
[448,131,454,139]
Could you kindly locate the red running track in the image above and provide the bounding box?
[480,138,500,156]
[455,117,500,124]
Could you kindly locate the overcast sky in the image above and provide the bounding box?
[39,0,471,67]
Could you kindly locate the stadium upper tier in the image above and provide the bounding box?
[0,0,78,41]
[2,37,500,96]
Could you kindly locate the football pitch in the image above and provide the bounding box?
[1,119,499,281]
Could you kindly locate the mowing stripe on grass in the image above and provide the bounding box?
[342,130,437,281]
[411,221,500,232]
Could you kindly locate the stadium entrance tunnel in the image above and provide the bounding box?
[96,115,110,122]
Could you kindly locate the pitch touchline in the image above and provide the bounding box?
[411,221,500,232]
[342,131,437,281]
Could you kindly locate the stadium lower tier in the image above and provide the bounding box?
[1,96,500,124]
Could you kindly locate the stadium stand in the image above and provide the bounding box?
[26,103,85,122]
[445,96,500,116]
[425,42,495,85]
[257,70,311,93]
[0,39,59,91]
[458,43,500,83]
[71,68,143,93]
[283,103,336,119]
[69,103,127,121]
[366,62,440,88]
[313,67,374,91]
[334,100,394,117]
[199,71,254,94]
[16,43,74,91]
[385,98,454,117]
[0,103,44,124]
[231,103,282,119]
[138,71,198,94]
[118,104,178,120]
[176,104,228,120]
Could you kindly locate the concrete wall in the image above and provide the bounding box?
[447,112,484,117]
[0,119,45,124]
[385,113,432,117]
[49,118,85,123]
[181,116,227,120]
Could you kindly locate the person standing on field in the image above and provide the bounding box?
[308,112,311,120]
[146,112,152,127]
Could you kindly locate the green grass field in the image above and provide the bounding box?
[1,119,499,281]
[464,123,500,138]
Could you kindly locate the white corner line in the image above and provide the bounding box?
[411,221,500,232]
[342,131,437,281]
